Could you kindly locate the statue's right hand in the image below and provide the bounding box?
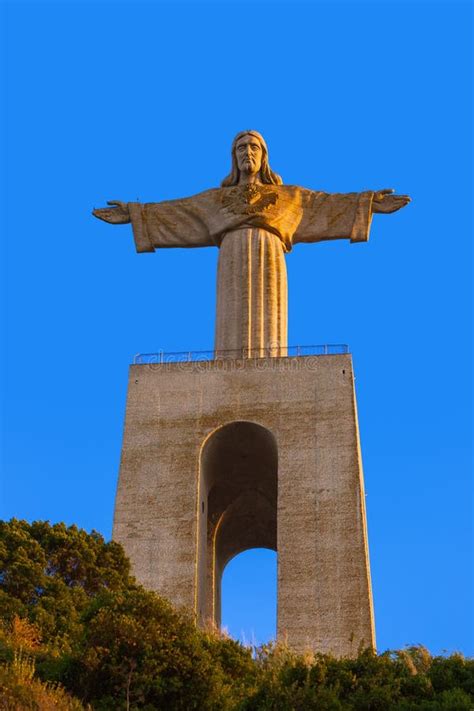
[92,200,131,224]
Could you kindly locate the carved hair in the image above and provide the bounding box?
[221,130,283,187]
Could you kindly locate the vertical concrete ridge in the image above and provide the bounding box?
[349,359,376,650]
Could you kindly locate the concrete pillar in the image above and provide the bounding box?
[113,354,375,656]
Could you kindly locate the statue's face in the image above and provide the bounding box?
[235,135,263,177]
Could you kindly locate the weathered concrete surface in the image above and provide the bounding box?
[113,354,375,656]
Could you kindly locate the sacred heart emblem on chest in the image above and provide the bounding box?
[220,185,279,215]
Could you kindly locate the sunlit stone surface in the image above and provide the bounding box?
[94,130,409,356]
[114,355,375,656]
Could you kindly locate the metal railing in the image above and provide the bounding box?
[133,344,349,365]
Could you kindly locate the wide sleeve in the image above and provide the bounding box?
[292,190,374,245]
[128,193,215,253]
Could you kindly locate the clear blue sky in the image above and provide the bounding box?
[1,0,472,655]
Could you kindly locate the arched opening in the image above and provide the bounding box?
[221,548,277,645]
[197,421,277,629]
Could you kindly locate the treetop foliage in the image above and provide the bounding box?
[0,519,131,653]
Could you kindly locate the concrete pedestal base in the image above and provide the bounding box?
[113,354,375,656]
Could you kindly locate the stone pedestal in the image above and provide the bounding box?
[113,354,375,656]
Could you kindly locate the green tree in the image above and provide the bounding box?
[63,587,253,710]
[0,519,132,652]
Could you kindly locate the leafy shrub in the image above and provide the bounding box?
[0,649,85,711]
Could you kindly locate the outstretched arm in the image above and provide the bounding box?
[92,194,215,252]
[293,187,410,246]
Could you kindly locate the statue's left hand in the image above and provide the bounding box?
[372,189,411,214]
[92,200,131,224]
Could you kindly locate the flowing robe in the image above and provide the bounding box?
[120,184,374,356]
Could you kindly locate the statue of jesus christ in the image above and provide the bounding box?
[93,130,410,357]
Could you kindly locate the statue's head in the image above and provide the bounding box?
[221,130,283,187]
